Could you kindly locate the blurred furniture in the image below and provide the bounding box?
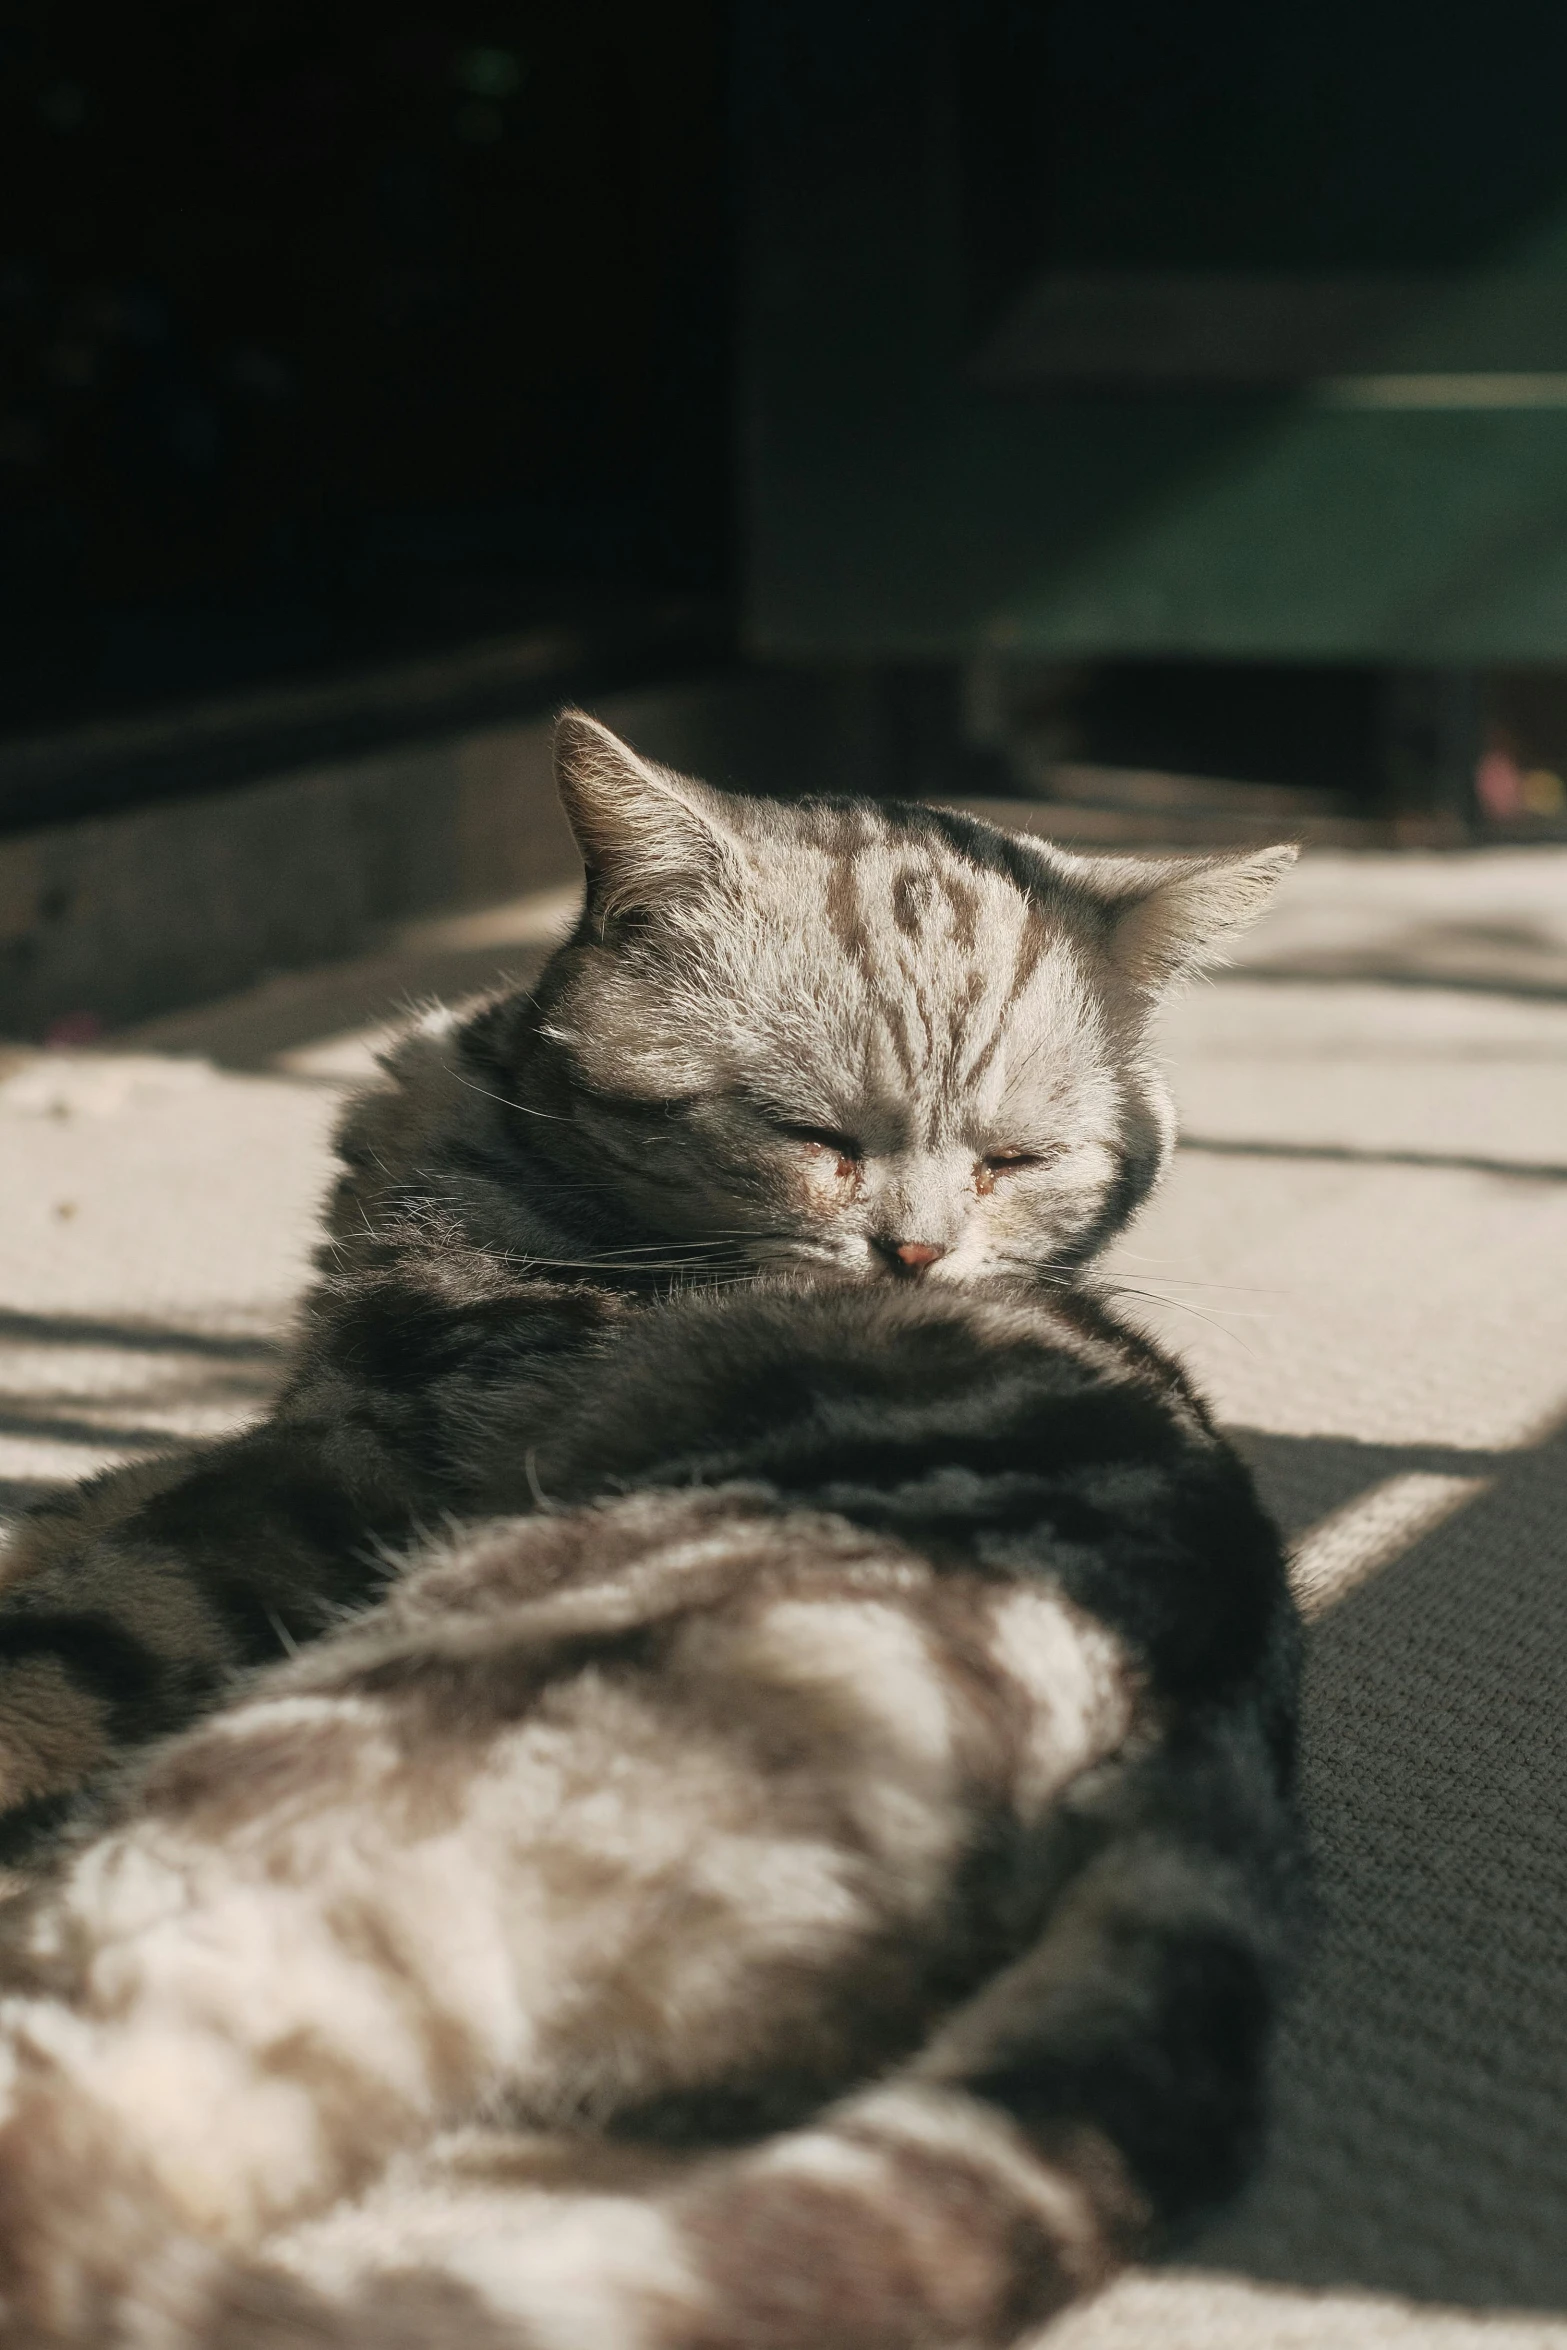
[738,0,1567,830]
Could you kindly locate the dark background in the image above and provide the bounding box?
[0,1,730,743]
[7,1,1567,832]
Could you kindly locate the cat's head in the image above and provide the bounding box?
[529,712,1293,1286]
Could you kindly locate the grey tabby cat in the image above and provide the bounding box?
[0,714,1292,1856]
[0,1266,1302,2350]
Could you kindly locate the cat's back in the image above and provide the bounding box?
[472,1276,1297,1745]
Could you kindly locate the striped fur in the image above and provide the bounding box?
[0,1280,1302,2346]
[0,713,1292,1853]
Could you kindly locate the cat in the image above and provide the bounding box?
[0,1267,1302,2350]
[0,711,1293,1858]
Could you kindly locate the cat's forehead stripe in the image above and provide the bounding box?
[888,860,982,951]
[812,823,1050,967]
[791,824,1094,1119]
[960,906,1057,1096]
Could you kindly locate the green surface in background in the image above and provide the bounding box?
[741,2,1567,664]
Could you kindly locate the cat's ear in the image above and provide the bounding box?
[553,711,738,917]
[1100,843,1297,994]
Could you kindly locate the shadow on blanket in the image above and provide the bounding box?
[1195,1415,1567,2313]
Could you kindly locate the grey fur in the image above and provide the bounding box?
[0,1275,1302,2349]
[335,712,1294,1289]
[0,712,1294,1846]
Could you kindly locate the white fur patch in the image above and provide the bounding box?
[202,1692,383,1744]
[0,1994,332,2247]
[740,1598,952,1770]
[0,1993,96,2080]
[62,1832,196,1947]
[844,2081,1107,2270]
[277,2160,704,2350]
[732,1597,959,1889]
[753,2125,892,2194]
[987,1589,1134,1814]
[683,1829,863,1944]
[446,2197,702,2350]
[414,1002,462,1039]
[270,2141,549,2290]
[96,2027,332,2244]
[492,1699,873,2062]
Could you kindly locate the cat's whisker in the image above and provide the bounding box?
[1100,1263,1283,1315]
[1107,1252,1285,1294]
[1103,1282,1263,1355]
[264,1607,300,1659]
[1111,1276,1285,1296]
[450,1070,570,1122]
[512,1255,759,1277]
[546,1237,762,1258]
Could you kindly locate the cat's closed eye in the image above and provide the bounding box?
[981,1145,1063,1174]
[774,1121,863,1166]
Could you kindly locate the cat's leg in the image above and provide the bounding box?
[0,1415,429,1862]
[184,1726,1302,2350]
[227,2090,1126,2350]
[636,1728,1298,2349]
[0,1502,1296,2347]
[0,1514,968,2340]
[0,1451,197,1854]
[0,1273,622,1864]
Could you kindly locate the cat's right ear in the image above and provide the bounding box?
[553,711,737,918]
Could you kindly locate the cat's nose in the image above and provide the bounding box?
[876,1239,947,1276]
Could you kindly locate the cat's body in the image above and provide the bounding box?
[0,715,1293,1855]
[0,1274,1302,2350]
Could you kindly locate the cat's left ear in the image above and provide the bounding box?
[1102,843,1297,994]
[553,711,739,917]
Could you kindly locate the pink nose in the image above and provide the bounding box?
[885,1241,945,1273]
